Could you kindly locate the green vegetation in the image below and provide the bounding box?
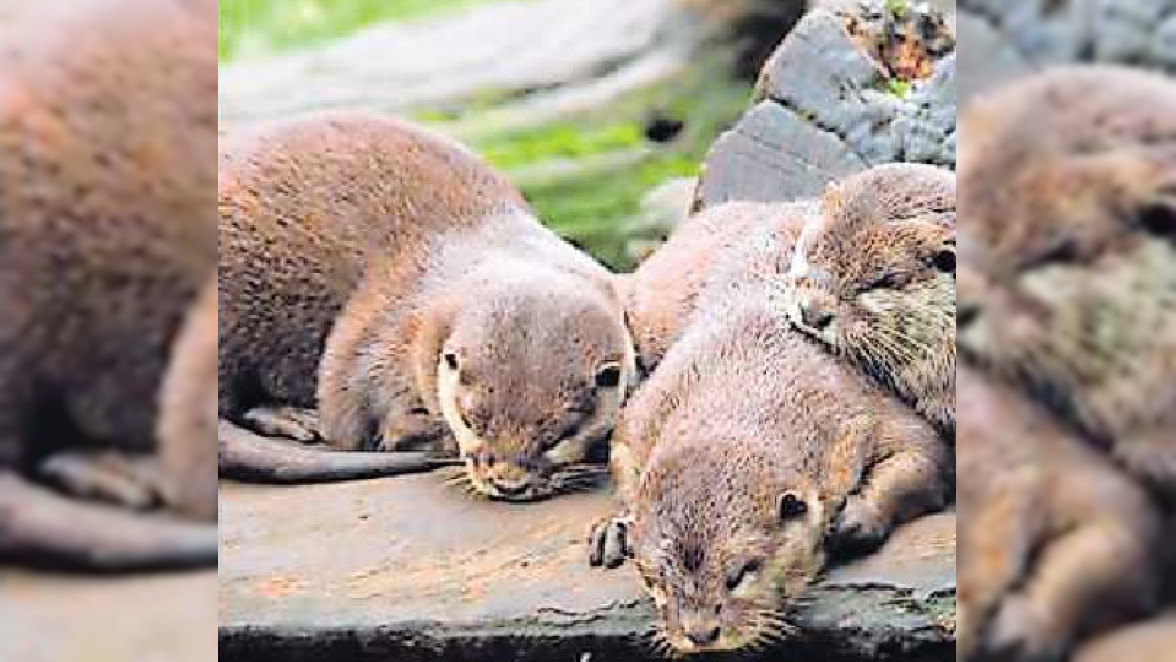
[218,0,535,60]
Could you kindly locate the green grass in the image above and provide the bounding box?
[218,0,534,60]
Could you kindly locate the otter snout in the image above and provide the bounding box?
[787,289,837,333]
[466,450,551,501]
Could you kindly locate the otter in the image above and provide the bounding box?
[779,163,956,436]
[589,220,948,655]
[218,114,636,501]
[623,199,817,374]
[956,65,1176,498]
[1072,615,1176,662]
[0,0,217,568]
[957,364,1159,661]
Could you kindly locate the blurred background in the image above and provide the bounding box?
[217,0,807,270]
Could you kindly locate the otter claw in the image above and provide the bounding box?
[243,406,321,443]
[588,517,631,568]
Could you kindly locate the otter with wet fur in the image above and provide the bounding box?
[957,365,1159,661]
[219,114,635,500]
[957,66,1176,499]
[0,0,217,569]
[589,214,948,655]
[779,163,956,436]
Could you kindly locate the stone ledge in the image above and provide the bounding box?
[219,472,954,661]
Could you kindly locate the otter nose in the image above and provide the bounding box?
[798,297,834,330]
[685,625,721,646]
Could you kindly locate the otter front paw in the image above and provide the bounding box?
[588,516,632,569]
[243,406,321,443]
[982,593,1066,662]
[830,494,889,552]
[37,451,165,510]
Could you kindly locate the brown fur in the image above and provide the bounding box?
[591,214,947,655]
[0,0,217,568]
[623,199,817,374]
[957,365,1159,661]
[780,163,956,436]
[957,65,1176,499]
[1072,615,1176,662]
[218,114,635,500]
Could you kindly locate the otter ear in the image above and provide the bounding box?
[777,491,808,521]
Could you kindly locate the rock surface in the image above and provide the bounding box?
[219,471,955,661]
[957,0,1176,100]
[695,0,957,208]
[0,570,217,662]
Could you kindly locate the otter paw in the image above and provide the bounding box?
[830,494,889,553]
[37,451,165,510]
[588,517,632,569]
[243,406,321,443]
[983,593,1066,662]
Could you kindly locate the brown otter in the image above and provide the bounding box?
[589,219,948,655]
[0,0,217,568]
[218,114,636,500]
[956,65,1176,498]
[1072,615,1176,662]
[957,364,1159,661]
[623,199,817,374]
[779,163,956,436]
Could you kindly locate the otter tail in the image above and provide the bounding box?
[218,420,458,484]
[0,474,216,571]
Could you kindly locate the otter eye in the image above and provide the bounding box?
[778,492,808,520]
[594,363,622,389]
[930,248,955,274]
[1024,238,1080,270]
[1138,202,1176,240]
[443,352,460,371]
[867,272,902,290]
[725,559,761,590]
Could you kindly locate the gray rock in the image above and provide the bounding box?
[0,570,216,662]
[697,100,867,205]
[958,0,1176,92]
[218,473,955,661]
[695,1,956,208]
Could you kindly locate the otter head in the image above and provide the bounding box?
[630,442,826,655]
[781,164,956,389]
[955,67,1176,440]
[437,275,636,501]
